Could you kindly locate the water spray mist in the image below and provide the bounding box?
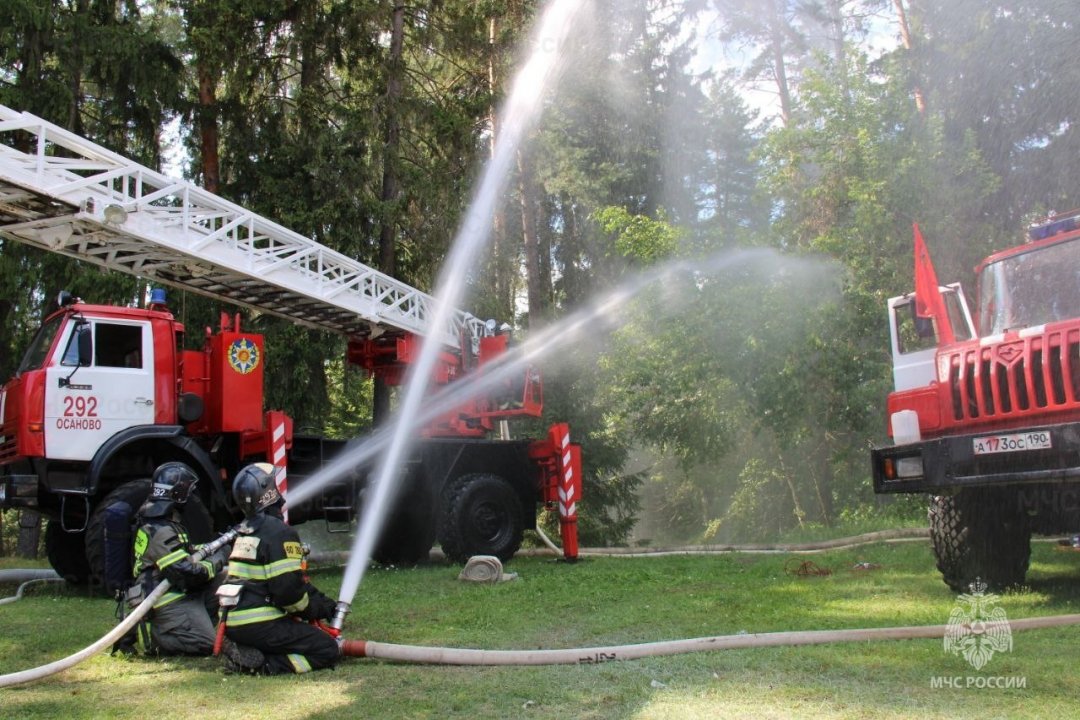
[333,0,590,612]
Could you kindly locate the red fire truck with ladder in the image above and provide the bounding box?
[872,216,1080,592]
[0,105,581,588]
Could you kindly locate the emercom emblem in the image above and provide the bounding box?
[943,578,1013,670]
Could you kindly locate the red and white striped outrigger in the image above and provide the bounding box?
[531,422,581,559]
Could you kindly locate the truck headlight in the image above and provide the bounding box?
[895,456,924,478]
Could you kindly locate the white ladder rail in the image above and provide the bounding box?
[0,105,483,346]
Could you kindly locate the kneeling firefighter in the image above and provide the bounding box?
[219,463,340,675]
[128,462,228,655]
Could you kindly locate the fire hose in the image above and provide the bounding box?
[334,527,1080,663]
[533,526,933,557]
[0,577,65,607]
[339,612,1080,665]
[302,527,935,567]
[0,526,239,689]
[4,528,1080,686]
[0,526,936,607]
[0,570,65,607]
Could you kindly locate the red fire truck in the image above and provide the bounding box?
[0,105,581,587]
[872,214,1080,591]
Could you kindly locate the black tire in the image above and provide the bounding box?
[45,521,91,585]
[929,489,1032,593]
[438,474,523,564]
[85,478,214,591]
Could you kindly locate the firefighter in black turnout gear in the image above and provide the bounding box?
[130,462,226,655]
[220,463,340,675]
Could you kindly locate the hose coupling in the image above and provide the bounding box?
[329,601,351,632]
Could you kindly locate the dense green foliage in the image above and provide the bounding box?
[2,0,1078,545]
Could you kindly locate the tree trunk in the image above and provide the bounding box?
[779,456,806,529]
[370,3,407,428]
[379,3,405,279]
[488,16,512,320]
[539,196,553,313]
[768,1,793,127]
[0,293,14,381]
[15,7,49,119]
[298,0,319,101]
[197,63,221,193]
[825,0,845,72]
[892,0,926,115]
[518,149,547,328]
[560,192,583,301]
[813,443,835,527]
[67,0,90,135]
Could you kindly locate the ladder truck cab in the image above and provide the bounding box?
[872,212,1080,592]
[0,104,581,588]
[0,290,284,583]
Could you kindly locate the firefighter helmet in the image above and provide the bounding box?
[140,462,199,518]
[232,463,281,519]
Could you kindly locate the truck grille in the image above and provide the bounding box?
[949,327,1080,421]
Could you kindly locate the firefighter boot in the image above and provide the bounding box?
[220,638,266,675]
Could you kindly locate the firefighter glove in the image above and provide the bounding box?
[208,549,228,576]
[305,592,336,621]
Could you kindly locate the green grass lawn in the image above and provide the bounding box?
[3,538,1080,719]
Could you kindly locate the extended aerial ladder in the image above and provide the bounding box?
[0,104,581,569]
[0,105,484,348]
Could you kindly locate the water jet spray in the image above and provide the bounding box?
[288,248,779,508]
[332,0,590,610]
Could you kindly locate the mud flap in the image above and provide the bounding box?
[102,500,134,598]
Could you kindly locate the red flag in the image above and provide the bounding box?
[912,223,955,344]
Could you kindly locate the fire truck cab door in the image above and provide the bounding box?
[888,283,974,392]
[44,318,155,461]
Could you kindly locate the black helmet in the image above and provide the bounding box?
[232,463,281,519]
[141,462,199,518]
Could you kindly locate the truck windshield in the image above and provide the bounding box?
[16,314,64,375]
[978,237,1080,335]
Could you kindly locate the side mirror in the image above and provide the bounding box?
[76,323,93,366]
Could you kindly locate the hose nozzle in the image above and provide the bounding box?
[329,601,351,632]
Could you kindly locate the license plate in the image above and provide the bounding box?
[973,431,1052,455]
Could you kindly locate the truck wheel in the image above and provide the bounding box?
[45,521,91,585]
[929,489,1032,593]
[85,478,214,591]
[438,474,523,564]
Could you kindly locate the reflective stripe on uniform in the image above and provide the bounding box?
[227,557,302,581]
[287,653,313,674]
[282,592,310,614]
[156,547,187,570]
[153,590,185,609]
[133,528,150,572]
[226,606,287,626]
